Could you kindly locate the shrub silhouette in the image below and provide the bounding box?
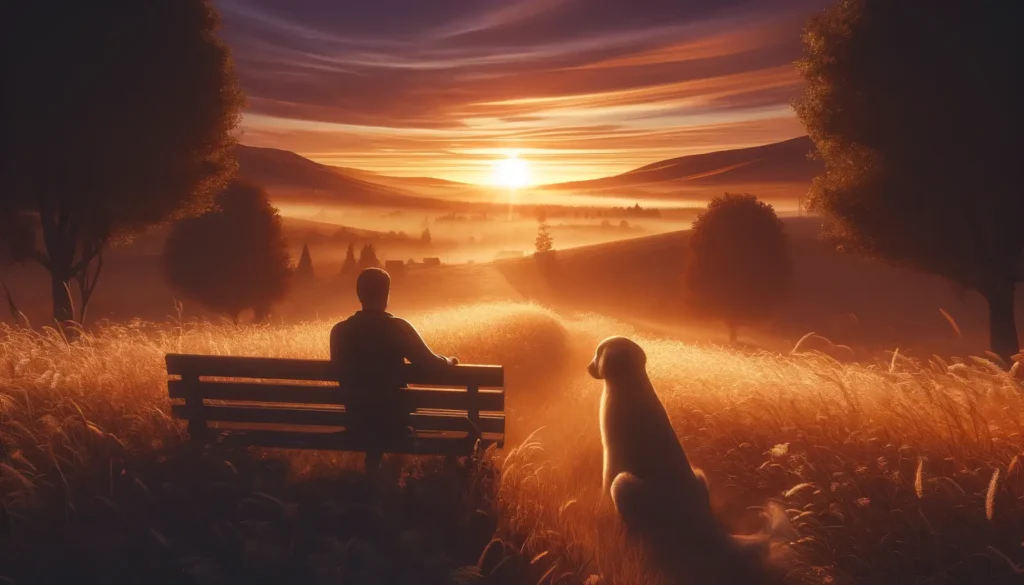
[162,180,292,323]
[794,0,1022,362]
[685,193,791,343]
[0,0,243,324]
[358,244,381,269]
[296,244,314,282]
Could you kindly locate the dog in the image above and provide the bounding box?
[588,336,791,584]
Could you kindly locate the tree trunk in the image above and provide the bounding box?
[984,281,1020,365]
[728,324,738,344]
[51,270,74,324]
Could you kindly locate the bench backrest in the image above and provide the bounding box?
[165,353,505,454]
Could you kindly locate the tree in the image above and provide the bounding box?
[162,180,292,324]
[685,194,791,343]
[296,244,314,282]
[794,0,1022,361]
[340,242,358,276]
[535,209,553,256]
[358,244,381,269]
[421,228,432,245]
[0,1,243,324]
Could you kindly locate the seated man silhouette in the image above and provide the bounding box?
[330,267,458,471]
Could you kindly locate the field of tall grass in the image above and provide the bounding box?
[2,302,1023,584]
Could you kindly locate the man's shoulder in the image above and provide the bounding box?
[332,311,407,330]
[330,314,358,335]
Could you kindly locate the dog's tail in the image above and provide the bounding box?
[732,500,796,552]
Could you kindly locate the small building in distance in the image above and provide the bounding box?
[384,259,406,277]
[495,250,524,260]
[422,257,442,267]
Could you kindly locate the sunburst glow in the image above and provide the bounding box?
[491,152,531,189]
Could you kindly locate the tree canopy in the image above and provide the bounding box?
[0,0,243,324]
[685,194,791,343]
[794,0,1022,360]
[162,180,292,323]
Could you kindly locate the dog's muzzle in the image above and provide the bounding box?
[587,360,601,379]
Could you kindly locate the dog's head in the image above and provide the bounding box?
[587,336,647,381]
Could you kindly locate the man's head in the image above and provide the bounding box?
[356,268,390,310]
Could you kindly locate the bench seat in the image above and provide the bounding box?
[165,353,505,456]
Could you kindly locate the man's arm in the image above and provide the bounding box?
[396,319,457,366]
[329,322,345,363]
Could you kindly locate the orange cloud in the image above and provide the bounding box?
[221,0,829,183]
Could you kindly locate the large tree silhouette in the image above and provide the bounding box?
[794,0,1022,361]
[0,1,243,324]
[685,194,791,343]
[162,180,292,323]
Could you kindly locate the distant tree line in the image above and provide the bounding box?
[435,212,493,223]
[299,227,434,249]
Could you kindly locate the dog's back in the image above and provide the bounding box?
[600,378,702,494]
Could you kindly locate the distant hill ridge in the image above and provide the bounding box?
[543,136,820,192]
[235,145,452,209]
[236,137,820,207]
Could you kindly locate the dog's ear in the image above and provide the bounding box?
[601,338,646,377]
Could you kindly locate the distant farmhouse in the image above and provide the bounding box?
[422,257,441,267]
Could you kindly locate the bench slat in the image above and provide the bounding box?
[216,430,501,455]
[166,354,504,387]
[167,381,504,411]
[169,404,505,434]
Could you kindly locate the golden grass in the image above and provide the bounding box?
[2,302,1023,584]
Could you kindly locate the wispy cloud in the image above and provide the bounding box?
[217,0,829,184]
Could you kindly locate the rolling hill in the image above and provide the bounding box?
[329,166,496,202]
[238,138,822,210]
[496,216,1024,355]
[236,145,455,209]
[541,136,820,202]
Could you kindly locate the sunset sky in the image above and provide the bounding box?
[217,0,830,186]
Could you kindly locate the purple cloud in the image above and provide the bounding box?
[214,0,831,183]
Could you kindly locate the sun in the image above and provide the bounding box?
[491,152,531,189]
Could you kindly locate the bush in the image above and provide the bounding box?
[162,179,292,322]
[685,193,791,342]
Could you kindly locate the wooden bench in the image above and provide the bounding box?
[165,353,505,457]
